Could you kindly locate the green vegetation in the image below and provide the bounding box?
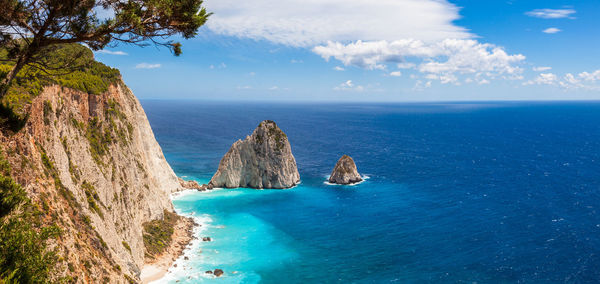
[86,117,112,166]
[267,123,287,151]
[82,181,103,219]
[1,0,210,100]
[142,210,180,258]
[62,138,80,183]
[42,100,52,125]
[0,150,60,283]
[105,99,133,146]
[122,241,132,253]
[0,44,121,124]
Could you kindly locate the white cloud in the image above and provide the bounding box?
[397,62,416,69]
[314,39,525,83]
[525,8,576,19]
[204,0,471,47]
[389,71,402,77]
[578,70,600,81]
[333,66,345,71]
[249,72,256,76]
[413,80,432,90]
[237,86,252,90]
[523,70,600,90]
[533,66,552,72]
[95,50,127,56]
[203,0,533,86]
[543,28,561,34]
[135,63,161,69]
[290,59,303,64]
[269,86,279,90]
[334,80,364,92]
[524,73,558,85]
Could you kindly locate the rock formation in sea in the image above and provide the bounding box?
[209,120,300,189]
[329,155,363,184]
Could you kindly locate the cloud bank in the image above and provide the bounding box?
[204,0,471,47]
[314,39,525,84]
[203,0,554,87]
[524,70,600,90]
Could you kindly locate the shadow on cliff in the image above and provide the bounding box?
[0,103,27,134]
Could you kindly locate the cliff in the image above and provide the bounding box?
[329,155,362,184]
[209,120,300,189]
[0,81,183,282]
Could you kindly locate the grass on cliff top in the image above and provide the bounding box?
[142,210,180,259]
[0,44,121,131]
[0,150,61,283]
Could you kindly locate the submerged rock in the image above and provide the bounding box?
[209,120,300,189]
[329,155,362,185]
[213,269,224,277]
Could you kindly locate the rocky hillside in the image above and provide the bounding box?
[209,120,300,189]
[0,45,183,282]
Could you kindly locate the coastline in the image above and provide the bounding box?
[140,212,197,283]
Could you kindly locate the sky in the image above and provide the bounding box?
[94,0,600,102]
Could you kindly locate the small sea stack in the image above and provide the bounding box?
[329,155,362,185]
[209,120,300,189]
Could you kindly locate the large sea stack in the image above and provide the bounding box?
[329,155,362,184]
[209,120,300,189]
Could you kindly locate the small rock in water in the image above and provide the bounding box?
[184,256,189,260]
[214,269,224,277]
[328,155,362,185]
[202,237,212,242]
[205,270,213,274]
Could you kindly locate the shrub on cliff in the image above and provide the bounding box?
[0,0,211,100]
[0,152,60,283]
[0,44,121,117]
[142,210,180,259]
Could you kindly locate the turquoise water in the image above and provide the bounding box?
[144,101,600,283]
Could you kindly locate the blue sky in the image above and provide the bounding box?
[94,0,600,102]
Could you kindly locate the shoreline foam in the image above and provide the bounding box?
[323,175,370,186]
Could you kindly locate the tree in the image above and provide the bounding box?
[0,0,211,98]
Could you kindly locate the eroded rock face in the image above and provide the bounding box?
[329,155,362,184]
[209,120,300,189]
[0,83,182,282]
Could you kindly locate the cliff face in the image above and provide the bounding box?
[329,155,362,184]
[209,120,300,189]
[1,82,181,282]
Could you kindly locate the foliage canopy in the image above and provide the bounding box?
[0,0,210,98]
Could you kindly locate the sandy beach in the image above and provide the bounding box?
[140,215,196,283]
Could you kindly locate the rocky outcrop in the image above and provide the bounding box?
[209,120,300,189]
[0,82,183,282]
[329,155,362,184]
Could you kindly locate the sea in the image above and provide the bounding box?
[141,101,600,283]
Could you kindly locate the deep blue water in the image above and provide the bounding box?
[142,101,600,283]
